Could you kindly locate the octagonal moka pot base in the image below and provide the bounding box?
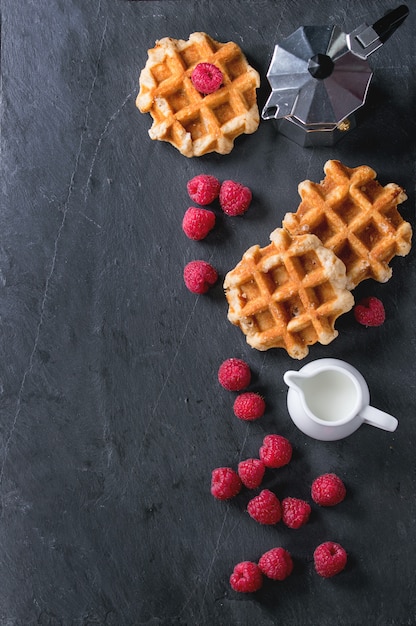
[275,114,357,148]
[262,5,409,147]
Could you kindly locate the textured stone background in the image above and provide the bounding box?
[0,1,415,624]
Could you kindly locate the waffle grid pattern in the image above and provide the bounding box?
[136,32,260,157]
[224,229,354,359]
[283,160,412,289]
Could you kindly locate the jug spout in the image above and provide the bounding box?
[283,370,308,392]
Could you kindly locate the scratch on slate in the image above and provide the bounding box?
[96,0,103,18]
[197,510,230,620]
[136,295,200,459]
[270,0,291,43]
[177,508,230,621]
[134,244,220,463]
[0,19,109,513]
[304,149,315,182]
[178,421,251,621]
[237,422,251,461]
[83,87,135,204]
[78,212,102,229]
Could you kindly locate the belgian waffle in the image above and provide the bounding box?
[223,228,354,359]
[136,32,260,157]
[283,160,412,290]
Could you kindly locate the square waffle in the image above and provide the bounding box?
[136,32,260,157]
[224,228,354,359]
[283,160,412,290]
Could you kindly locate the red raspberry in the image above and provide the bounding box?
[183,260,218,294]
[281,497,311,529]
[247,489,281,525]
[311,473,346,507]
[258,547,293,581]
[259,434,292,468]
[211,467,242,500]
[354,296,385,327]
[187,174,221,205]
[233,392,265,421]
[219,180,252,216]
[182,207,216,240]
[229,561,263,593]
[313,541,347,578]
[237,458,265,489]
[218,358,251,391]
[191,63,223,94]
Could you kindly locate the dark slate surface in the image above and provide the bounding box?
[0,1,415,624]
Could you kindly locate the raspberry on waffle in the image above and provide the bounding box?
[136,32,260,157]
[283,160,412,290]
[224,228,354,359]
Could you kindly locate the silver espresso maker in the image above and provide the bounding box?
[262,5,409,146]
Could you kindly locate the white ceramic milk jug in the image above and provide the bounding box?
[284,358,398,441]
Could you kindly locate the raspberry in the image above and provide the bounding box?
[229,561,263,593]
[311,473,346,507]
[219,180,252,216]
[187,174,221,205]
[183,260,218,294]
[354,296,385,327]
[258,547,293,581]
[218,358,251,391]
[233,392,265,421]
[238,458,265,489]
[182,207,216,240]
[282,497,311,529]
[211,467,242,500]
[191,63,223,94]
[313,541,347,578]
[259,434,292,468]
[247,489,281,525]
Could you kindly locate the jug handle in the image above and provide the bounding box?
[359,405,398,432]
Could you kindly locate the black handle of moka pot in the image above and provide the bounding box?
[348,4,409,58]
[372,5,409,43]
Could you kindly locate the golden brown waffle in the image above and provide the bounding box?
[283,160,412,290]
[224,228,354,359]
[136,32,260,157]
